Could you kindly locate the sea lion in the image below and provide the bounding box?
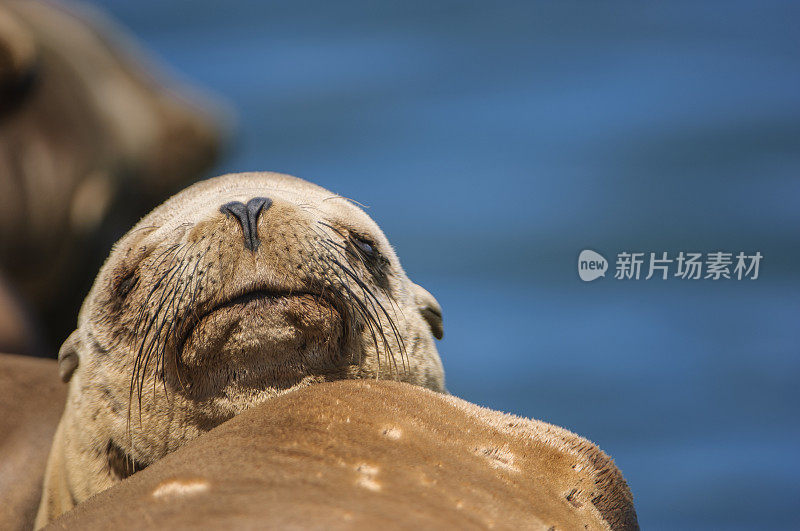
[46,380,638,530]
[36,172,445,527]
[0,0,227,349]
[0,354,66,531]
[0,273,43,357]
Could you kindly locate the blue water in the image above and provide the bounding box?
[92,1,800,528]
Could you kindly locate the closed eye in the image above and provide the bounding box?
[115,270,139,298]
[348,233,390,277]
[352,236,376,257]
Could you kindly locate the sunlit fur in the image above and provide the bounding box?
[36,172,444,527]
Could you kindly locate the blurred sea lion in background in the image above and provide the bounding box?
[0,272,42,356]
[0,0,229,352]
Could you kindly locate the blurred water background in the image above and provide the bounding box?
[89,1,800,528]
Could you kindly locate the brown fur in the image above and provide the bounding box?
[47,380,638,530]
[0,272,42,357]
[36,172,446,527]
[0,354,66,530]
[0,0,226,348]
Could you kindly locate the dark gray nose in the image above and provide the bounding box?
[220,197,272,251]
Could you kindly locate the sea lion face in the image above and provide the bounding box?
[59,172,444,470]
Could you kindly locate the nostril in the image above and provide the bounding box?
[246,197,271,224]
[220,197,272,251]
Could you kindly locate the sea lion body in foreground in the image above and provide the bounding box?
[47,381,638,530]
[36,172,445,527]
[0,354,65,530]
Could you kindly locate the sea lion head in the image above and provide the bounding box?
[57,172,444,475]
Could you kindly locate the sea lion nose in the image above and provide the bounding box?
[220,197,272,251]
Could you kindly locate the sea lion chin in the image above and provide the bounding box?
[35,172,445,528]
[179,292,345,396]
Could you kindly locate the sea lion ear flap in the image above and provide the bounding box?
[58,330,81,383]
[411,283,443,340]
